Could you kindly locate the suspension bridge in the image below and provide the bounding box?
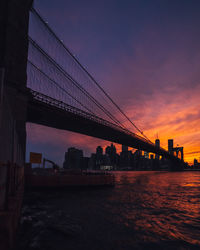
[26,7,182,163]
[0,2,183,168]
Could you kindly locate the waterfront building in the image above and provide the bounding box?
[88,153,96,169]
[96,146,103,155]
[104,153,111,166]
[150,154,154,160]
[105,145,111,155]
[194,159,198,166]
[63,147,83,169]
[100,165,113,170]
[82,157,90,170]
[192,159,200,169]
[144,151,149,159]
[96,146,104,169]
[120,148,134,169]
[105,143,117,167]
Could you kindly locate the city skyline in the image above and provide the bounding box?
[61,140,198,170]
[28,136,199,169]
[27,0,200,165]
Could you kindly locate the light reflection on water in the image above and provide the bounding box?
[108,171,200,248]
[18,171,200,250]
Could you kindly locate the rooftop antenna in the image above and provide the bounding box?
[155,133,159,140]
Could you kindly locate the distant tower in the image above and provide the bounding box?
[110,143,116,154]
[96,146,104,169]
[105,145,111,155]
[155,139,160,159]
[168,139,174,154]
[194,159,198,167]
[96,146,103,155]
[155,139,160,148]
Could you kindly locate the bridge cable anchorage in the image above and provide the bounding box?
[28,38,129,131]
[30,7,152,143]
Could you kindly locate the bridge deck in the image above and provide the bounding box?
[27,90,178,161]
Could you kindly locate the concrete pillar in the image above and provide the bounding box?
[0,0,33,164]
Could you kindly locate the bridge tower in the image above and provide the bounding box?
[0,0,33,164]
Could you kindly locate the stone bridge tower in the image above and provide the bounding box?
[0,0,33,164]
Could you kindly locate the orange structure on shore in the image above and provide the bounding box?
[25,165,115,188]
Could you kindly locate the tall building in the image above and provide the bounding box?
[106,143,116,156]
[155,139,160,148]
[168,139,174,154]
[110,143,116,155]
[105,145,111,155]
[63,147,83,169]
[155,139,160,159]
[96,146,103,155]
[96,146,104,169]
[105,143,117,167]
[88,153,96,169]
[194,159,198,167]
[120,147,134,169]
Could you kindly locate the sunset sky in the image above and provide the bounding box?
[27,0,200,165]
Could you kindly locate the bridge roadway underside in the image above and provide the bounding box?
[27,98,176,161]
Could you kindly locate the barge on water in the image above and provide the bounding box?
[25,166,115,189]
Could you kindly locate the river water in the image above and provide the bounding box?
[17,171,200,250]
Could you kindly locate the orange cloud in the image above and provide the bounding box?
[122,85,200,164]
